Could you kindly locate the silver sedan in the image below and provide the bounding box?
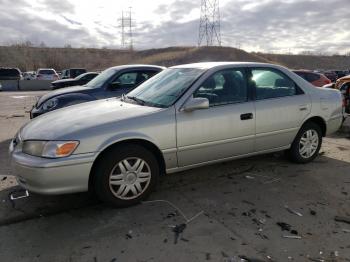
[9,62,344,207]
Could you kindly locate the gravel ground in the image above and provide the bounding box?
[0,91,349,262]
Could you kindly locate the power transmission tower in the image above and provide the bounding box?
[198,0,221,46]
[119,7,134,50]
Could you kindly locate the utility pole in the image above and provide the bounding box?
[119,7,134,50]
[198,0,221,46]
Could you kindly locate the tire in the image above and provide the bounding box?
[93,144,159,207]
[287,122,322,163]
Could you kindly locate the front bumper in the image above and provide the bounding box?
[9,142,96,195]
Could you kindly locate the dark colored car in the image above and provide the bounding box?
[61,68,87,79]
[323,71,337,83]
[0,68,22,80]
[30,65,164,118]
[334,70,349,79]
[340,82,350,114]
[51,72,99,89]
[293,70,331,87]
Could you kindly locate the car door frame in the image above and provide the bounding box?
[173,65,256,169]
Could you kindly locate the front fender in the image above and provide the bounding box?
[96,131,159,153]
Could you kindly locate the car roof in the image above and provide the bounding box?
[170,62,281,69]
[108,64,166,71]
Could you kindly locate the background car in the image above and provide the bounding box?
[30,65,164,118]
[51,72,99,89]
[323,71,338,83]
[23,71,36,80]
[36,68,59,81]
[11,62,343,207]
[335,75,350,89]
[293,70,331,87]
[61,68,87,79]
[334,70,350,79]
[0,68,22,80]
[340,82,350,114]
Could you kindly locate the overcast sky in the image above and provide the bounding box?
[0,0,349,54]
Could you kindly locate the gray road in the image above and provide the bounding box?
[0,91,350,262]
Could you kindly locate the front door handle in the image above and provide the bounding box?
[240,113,253,120]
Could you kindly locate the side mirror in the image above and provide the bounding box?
[182,97,209,112]
[108,81,121,89]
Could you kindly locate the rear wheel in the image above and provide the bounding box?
[287,122,322,163]
[93,144,159,207]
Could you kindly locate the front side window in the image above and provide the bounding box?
[193,69,248,106]
[126,68,205,108]
[251,68,298,100]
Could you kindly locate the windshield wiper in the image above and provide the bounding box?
[126,96,146,105]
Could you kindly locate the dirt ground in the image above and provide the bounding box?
[0,91,349,262]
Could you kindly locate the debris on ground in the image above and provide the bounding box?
[283,235,302,239]
[284,205,303,217]
[125,230,133,239]
[1,176,7,181]
[171,223,186,244]
[276,222,292,231]
[342,228,350,233]
[245,175,255,179]
[334,216,350,225]
[309,210,317,216]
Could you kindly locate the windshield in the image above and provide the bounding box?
[126,68,205,108]
[85,68,116,88]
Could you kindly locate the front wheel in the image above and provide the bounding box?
[287,122,322,163]
[93,144,159,207]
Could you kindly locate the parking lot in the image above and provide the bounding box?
[0,91,350,262]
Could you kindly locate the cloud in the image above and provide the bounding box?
[39,0,75,14]
[0,0,349,54]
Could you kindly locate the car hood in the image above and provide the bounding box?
[52,78,75,84]
[20,99,162,141]
[36,85,90,107]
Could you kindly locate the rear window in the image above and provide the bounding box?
[38,69,55,75]
[0,68,20,77]
[71,69,86,75]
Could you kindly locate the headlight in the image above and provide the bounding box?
[42,98,58,111]
[22,140,79,158]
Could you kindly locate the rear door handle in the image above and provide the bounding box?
[299,105,308,111]
[240,113,253,120]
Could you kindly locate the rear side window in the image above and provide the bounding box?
[306,73,320,82]
[251,68,299,100]
[38,69,55,75]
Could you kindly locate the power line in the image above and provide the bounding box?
[198,0,221,46]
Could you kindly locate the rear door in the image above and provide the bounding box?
[250,67,310,152]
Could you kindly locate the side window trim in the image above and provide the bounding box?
[248,67,304,101]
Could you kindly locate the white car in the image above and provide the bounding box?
[36,68,59,81]
[10,62,344,207]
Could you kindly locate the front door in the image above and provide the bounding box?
[176,68,255,167]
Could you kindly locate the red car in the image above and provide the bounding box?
[293,70,331,87]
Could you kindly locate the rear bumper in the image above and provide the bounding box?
[9,145,95,195]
